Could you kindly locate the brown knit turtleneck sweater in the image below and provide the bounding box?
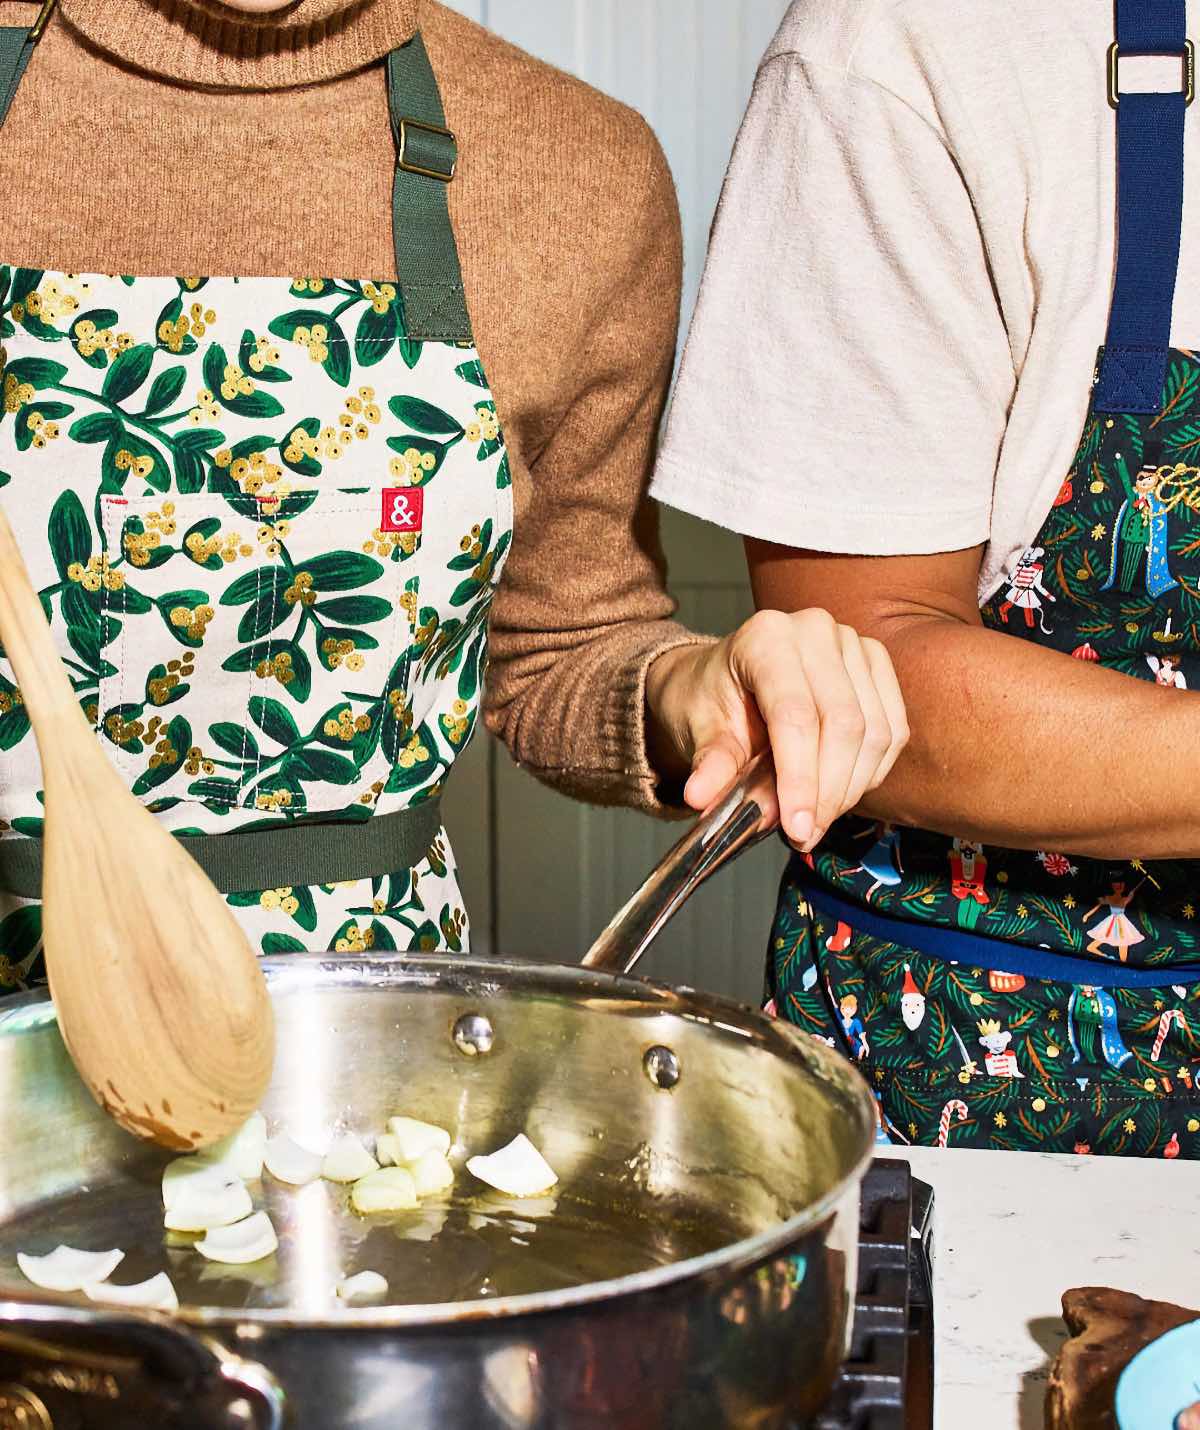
[0,0,698,811]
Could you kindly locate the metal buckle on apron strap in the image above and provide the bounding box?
[397,117,458,183]
[0,801,443,900]
[29,0,57,42]
[1108,39,1196,108]
[798,870,1200,991]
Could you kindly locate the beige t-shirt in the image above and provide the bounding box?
[653,0,1200,601]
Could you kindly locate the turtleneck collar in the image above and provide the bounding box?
[56,0,421,89]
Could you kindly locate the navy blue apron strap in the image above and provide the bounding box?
[0,1,54,132]
[1095,0,1193,413]
[800,875,1200,990]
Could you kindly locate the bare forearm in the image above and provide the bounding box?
[747,541,1200,859]
[860,614,1200,857]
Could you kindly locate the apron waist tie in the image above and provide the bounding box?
[798,870,1200,989]
[0,801,443,899]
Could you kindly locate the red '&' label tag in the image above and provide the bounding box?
[381,487,424,534]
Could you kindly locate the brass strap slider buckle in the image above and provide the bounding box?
[1108,39,1196,108]
[30,0,59,42]
[397,117,457,183]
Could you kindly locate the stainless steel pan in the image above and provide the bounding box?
[0,757,876,1429]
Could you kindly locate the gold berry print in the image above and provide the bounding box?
[0,269,512,970]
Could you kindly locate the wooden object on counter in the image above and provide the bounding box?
[0,507,273,1151]
[1045,1286,1199,1429]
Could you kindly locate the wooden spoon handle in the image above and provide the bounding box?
[0,505,82,734]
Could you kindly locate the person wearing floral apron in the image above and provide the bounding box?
[0,7,508,975]
[764,1,1200,1157]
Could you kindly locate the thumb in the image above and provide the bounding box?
[683,733,751,812]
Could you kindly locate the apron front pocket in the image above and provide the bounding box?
[97,488,419,818]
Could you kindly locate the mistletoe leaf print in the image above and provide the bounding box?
[268,310,351,389]
[15,401,71,452]
[47,490,92,576]
[237,329,291,385]
[69,309,120,370]
[202,343,285,419]
[249,695,301,750]
[142,365,187,417]
[0,270,513,961]
[102,343,155,404]
[4,357,67,394]
[68,412,121,445]
[208,721,259,763]
[354,303,398,368]
[0,671,29,751]
[388,395,465,438]
[130,714,191,796]
[454,359,488,389]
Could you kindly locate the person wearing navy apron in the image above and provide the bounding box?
[655,0,1200,1155]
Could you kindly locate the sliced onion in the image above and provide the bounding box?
[264,1133,323,1187]
[164,1176,253,1232]
[467,1135,558,1198]
[322,1134,378,1185]
[206,1112,268,1180]
[85,1272,178,1312]
[350,1167,418,1215]
[386,1117,451,1164]
[195,1212,278,1265]
[410,1149,454,1198]
[374,1133,401,1168]
[162,1156,239,1211]
[336,1270,389,1303]
[17,1246,124,1293]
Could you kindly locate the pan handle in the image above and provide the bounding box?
[582,750,778,976]
[0,1296,284,1429]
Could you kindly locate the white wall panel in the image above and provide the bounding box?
[437,0,793,999]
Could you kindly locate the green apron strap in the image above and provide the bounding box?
[0,800,444,900]
[0,0,55,131]
[387,33,473,343]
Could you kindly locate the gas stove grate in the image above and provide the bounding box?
[803,1158,935,1430]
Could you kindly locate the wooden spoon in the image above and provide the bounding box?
[0,507,273,1150]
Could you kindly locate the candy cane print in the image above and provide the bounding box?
[1151,1009,1186,1063]
[938,1100,968,1149]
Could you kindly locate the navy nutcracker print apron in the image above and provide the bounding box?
[0,5,512,981]
[770,0,1200,1157]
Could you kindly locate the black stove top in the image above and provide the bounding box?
[804,1159,935,1430]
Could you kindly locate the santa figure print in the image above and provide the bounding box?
[977,1018,1024,1078]
[900,965,926,1031]
[998,546,1057,633]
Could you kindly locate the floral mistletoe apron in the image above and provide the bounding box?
[770,0,1200,1158]
[0,7,512,985]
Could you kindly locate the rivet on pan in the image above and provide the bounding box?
[453,1012,494,1057]
[643,1045,681,1090]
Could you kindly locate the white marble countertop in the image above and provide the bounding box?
[889,1147,1200,1429]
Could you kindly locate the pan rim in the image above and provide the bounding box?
[0,954,876,1331]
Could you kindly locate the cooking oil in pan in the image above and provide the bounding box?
[0,1173,749,1312]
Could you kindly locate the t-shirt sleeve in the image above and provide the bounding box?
[652,54,1015,555]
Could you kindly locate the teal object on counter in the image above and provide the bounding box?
[1115,1320,1200,1429]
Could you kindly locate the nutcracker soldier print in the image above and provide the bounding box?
[948,839,990,929]
[1102,453,1179,597]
